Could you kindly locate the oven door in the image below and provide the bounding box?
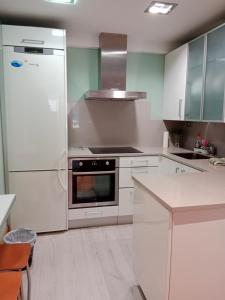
[69,170,118,208]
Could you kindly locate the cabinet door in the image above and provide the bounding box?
[119,188,134,216]
[160,157,200,175]
[133,181,171,300]
[203,25,225,121]
[163,44,188,120]
[119,166,159,188]
[185,37,205,120]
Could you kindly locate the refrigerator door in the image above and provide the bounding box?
[2,25,65,49]
[9,170,68,232]
[3,46,67,171]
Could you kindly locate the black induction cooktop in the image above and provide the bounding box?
[89,147,143,154]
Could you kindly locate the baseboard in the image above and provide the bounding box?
[118,215,133,224]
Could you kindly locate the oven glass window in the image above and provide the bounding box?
[72,174,115,205]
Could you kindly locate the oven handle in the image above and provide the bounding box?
[72,171,116,175]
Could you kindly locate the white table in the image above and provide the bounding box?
[0,194,15,235]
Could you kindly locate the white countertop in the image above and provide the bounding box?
[68,146,194,159]
[133,171,225,212]
[68,146,216,172]
[68,146,225,212]
[0,194,15,231]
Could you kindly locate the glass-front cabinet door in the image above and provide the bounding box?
[185,36,205,120]
[203,25,225,121]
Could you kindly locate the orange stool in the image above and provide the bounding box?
[0,271,22,300]
[0,244,31,300]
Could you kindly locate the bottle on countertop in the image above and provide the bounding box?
[195,133,201,148]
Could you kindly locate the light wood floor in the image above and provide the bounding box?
[28,225,140,300]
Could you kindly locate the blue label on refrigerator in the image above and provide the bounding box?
[10,60,23,68]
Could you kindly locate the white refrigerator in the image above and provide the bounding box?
[2,25,68,232]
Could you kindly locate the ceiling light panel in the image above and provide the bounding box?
[145,1,177,15]
[45,0,77,4]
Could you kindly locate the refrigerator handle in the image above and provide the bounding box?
[57,150,67,192]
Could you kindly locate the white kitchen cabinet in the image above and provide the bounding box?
[68,206,119,228]
[119,156,160,188]
[119,188,134,216]
[119,156,160,223]
[9,170,68,233]
[134,180,225,300]
[163,44,188,120]
[119,156,160,168]
[159,157,201,175]
[134,182,171,300]
[68,206,118,220]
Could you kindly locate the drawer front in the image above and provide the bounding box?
[119,166,159,188]
[119,156,160,168]
[160,157,201,175]
[2,25,65,49]
[69,206,119,220]
[119,188,134,216]
[175,164,201,174]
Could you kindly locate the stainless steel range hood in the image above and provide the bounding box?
[84,33,147,101]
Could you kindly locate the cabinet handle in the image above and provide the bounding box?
[131,160,148,167]
[131,168,149,174]
[175,167,180,173]
[178,99,182,119]
[181,169,186,173]
[21,39,45,45]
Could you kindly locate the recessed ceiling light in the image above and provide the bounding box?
[145,1,177,15]
[45,0,77,4]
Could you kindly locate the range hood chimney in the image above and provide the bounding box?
[84,33,147,100]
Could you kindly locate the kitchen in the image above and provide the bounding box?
[0,0,225,299]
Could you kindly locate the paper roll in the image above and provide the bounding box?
[163,131,169,148]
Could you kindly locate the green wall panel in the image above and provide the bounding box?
[127,52,164,119]
[67,47,165,119]
[67,48,99,102]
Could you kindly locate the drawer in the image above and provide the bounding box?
[160,157,201,175]
[119,166,159,188]
[119,188,134,216]
[2,25,65,49]
[69,206,119,220]
[176,164,201,174]
[119,156,160,168]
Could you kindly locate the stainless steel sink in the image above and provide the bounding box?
[171,152,209,160]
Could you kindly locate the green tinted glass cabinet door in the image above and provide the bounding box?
[203,25,225,121]
[185,37,205,120]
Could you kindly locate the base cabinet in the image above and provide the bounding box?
[119,188,134,216]
[159,157,201,175]
[134,181,225,300]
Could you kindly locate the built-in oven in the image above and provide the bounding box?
[68,158,119,209]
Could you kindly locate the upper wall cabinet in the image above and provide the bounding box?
[163,23,225,123]
[185,37,205,120]
[203,24,225,121]
[163,44,188,120]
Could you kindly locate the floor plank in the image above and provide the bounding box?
[28,225,139,300]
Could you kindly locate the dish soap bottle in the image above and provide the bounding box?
[195,133,201,148]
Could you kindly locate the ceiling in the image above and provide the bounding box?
[0,0,225,53]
